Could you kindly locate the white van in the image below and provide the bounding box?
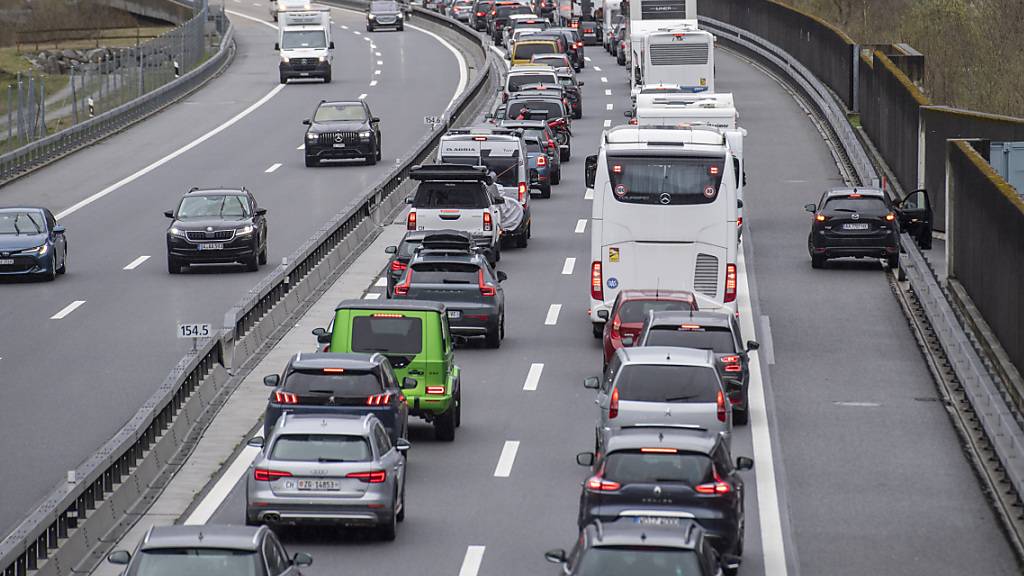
[436,128,530,207]
[584,125,741,336]
[276,6,334,84]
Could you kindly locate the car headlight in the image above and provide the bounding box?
[306,132,318,141]
[236,225,255,236]
[23,244,48,255]
[280,56,290,63]
[368,13,376,18]
[359,131,372,139]
[169,227,186,237]
[318,55,326,62]
[397,11,404,17]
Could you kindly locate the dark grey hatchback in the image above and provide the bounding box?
[0,207,67,281]
[367,0,405,30]
[165,188,268,274]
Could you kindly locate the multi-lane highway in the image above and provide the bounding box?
[0,3,466,537]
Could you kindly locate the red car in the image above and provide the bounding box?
[601,290,698,369]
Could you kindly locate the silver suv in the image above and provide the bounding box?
[584,346,732,451]
[245,413,409,540]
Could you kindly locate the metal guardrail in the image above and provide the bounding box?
[0,7,232,186]
[0,6,494,576]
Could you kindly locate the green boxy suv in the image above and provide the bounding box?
[314,299,462,441]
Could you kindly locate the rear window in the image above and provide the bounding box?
[496,4,531,17]
[607,155,725,205]
[823,196,888,214]
[513,42,558,59]
[352,316,423,354]
[270,434,372,462]
[282,370,383,395]
[507,73,557,91]
[413,182,489,209]
[644,325,736,353]
[614,364,719,402]
[576,547,702,576]
[603,450,712,485]
[410,262,480,284]
[617,298,694,323]
[524,137,542,153]
[532,55,567,67]
[507,100,563,120]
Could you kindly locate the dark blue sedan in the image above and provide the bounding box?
[0,207,67,281]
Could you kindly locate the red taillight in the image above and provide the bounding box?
[640,447,678,453]
[394,271,411,296]
[254,468,292,482]
[407,211,417,230]
[628,118,638,125]
[590,261,603,301]
[390,260,406,272]
[274,391,298,404]
[724,364,743,372]
[366,393,393,406]
[426,386,446,395]
[737,216,743,228]
[721,355,740,364]
[483,211,493,231]
[536,155,546,167]
[724,263,737,303]
[491,9,496,14]
[518,182,527,203]
[586,476,621,491]
[584,28,592,32]
[716,389,726,422]
[347,470,387,483]
[611,314,621,336]
[609,387,619,419]
[479,269,497,297]
[696,470,731,495]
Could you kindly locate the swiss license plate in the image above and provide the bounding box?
[333,143,345,148]
[0,259,13,265]
[447,310,461,319]
[299,72,310,76]
[297,479,340,491]
[633,516,680,526]
[843,223,869,230]
[197,243,224,250]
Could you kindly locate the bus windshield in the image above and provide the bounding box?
[606,155,725,205]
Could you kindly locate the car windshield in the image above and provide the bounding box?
[506,100,562,120]
[176,195,250,219]
[507,73,557,91]
[607,155,726,205]
[575,547,702,576]
[283,370,383,395]
[409,262,480,284]
[371,0,398,9]
[413,182,490,208]
[0,211,45,235]
[129,549,257,576]
[603,450,712,485]
[823,196,888,213]
[314,103,367,122]
[644,326,736,353]
[282,29,326,49]
[270,434,372,462]
[615,364,719,403]
[513,42,557,59]
[617,299,694,323]
[352,316,423,354]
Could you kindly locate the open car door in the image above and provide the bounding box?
[896,188,933,249]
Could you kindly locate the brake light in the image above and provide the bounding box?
[885,212,896,222]
[491,9,496,14]
[586,476,621,491]
[347,470,387,483]
[628,118,638,125]
[483,211,493,231]
[724,263,737,303]
[479,269,497,297]
[473,136,488,141]
[609,387,619,419]
[407,211,417,230]
[394,271,411,296]
[254,468,292,482]
[696,470,731,495]
[390,260,407,272]
[640,447,678,453]
[717,389,726,422]
[477,11,484,15]
[737,216,743,228]
[274,391,298,404]
[323,368,345,373]
[848,193,862,198]
[518,181,527,203]
[680,323,701,330]
[584,28,592,33]
[612,164,622,173]
[372,313,404,318]
[721,355,740,364]
[709,165,720,175]
[590,261,603,301]
[815,213,826,222]
[367,393,393,406]
[426,386,446,395]
[536,155,547,167]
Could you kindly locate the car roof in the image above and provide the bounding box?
[274,412,376,435]
[825,187,885,198]
[618,289,696,302]
[320,100,365,107]
[508,65,557,73]
[288,352,382,370]
[647,310,733,328]
[141,525,266,552]
[335,299,445,313]
[585,519,703,550]
[0,206,45,213]
[618,346,715,367]
[604,426,719,454]
[185,187,247,196]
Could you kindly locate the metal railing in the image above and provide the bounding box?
[0,6,495,576]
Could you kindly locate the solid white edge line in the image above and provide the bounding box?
[544,304,561,326]
[50,300,86,320]
[561,257,576,275]
[493,441,520,477]
[737,248,789,576]
[575,218,587,233]
[56,84,284,220]
[523,363,544,391]
[185,446,262,525]
[264,162,282,173]
[459,546,486,576]
[407,22,469,110]
[123,255,151,270]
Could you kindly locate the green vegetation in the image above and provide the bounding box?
[0,48,68,119]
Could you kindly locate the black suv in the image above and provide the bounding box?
[805,187,932,269]
[574,427,753,574]
[164,187,268,274]
[303,100,382,167]
[504,93,572,160]
[367,0,405,30]
[546,517,730,576]
[384,230,429,297]
[636,311,759,425]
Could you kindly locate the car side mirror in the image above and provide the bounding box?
[576,451,595,466]
[274,42,280,51]
[405,196,415,204]
[496,270,508,282]
[263,374,281,387]
[804,203,817,213]
[329,41,335,49]
[544,549,568,564]
[302,119,311,125]
[736,456,754,470]
[292,552,314,567]
[247,436,264,448]
[107,551,131,565]
[53,225,65,234]
[402,377,418,389]
[385,245,398,254]
[371,116,381,123]
[597,309,609,320]
[396,438,412,452]
[312,327,331,344]
[623,110,633,118]
[578,81,584,86]
[737,199,744,209]
[163,210,174,218]
[492,196,505,205]
[583,376,600,389]
[255,207,267,216]
[621,334,634,347]
[584,154,598,188]
[746,340,760,352]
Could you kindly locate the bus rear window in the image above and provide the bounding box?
[607,155,725,205]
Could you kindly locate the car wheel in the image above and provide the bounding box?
[517,228,529,248]
[43,257,57,281]
[551,168,561,185]
[398,24,404,30]
[323,69,332,83]
[811,254,826,269]
[258,242,268,265]
[560,144,570,162]
[574,108,582,120]
[454,384,462,428]
[366,152,377,166]
[396,480,406,522]
[167,254,181,274]
[886,252,899,271]
[376,143,382,161]
[367,24,374,31]
[244,514,260,526]
[592,323,603,339]
[305,155,319,167]
[500,314,506,339]
[540,183,551,198]
[485,324,501,349]
[733,406,749,426]
[379,495,397,541]
[279,73,287,84]
[245,253,259,272]
[57,247,66,274]
[434,406,456,441]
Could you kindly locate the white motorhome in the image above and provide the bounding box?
[276,6,334,84]
[631,25,715,99]
[626,0,696,73]
[584,125,741,336]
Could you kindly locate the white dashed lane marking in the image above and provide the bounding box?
[605,89,612,96]
[51,300,86,320]
[606,103,613,111]
[459,546,486,576]
[601,76,608,83]
[603,119,611,128]
[377,60,383,65]
[370,80,378,86]
[575,219,587,233]
[544,305,561,326]
[364,293,381,300]
[359,93,368,100]
[585,188,594,200]
[297,144,305,150]
[493,441,520,477]
[264,163,282,173]
[375,277,388,287]
[593,65,601,71]
[562,257,576,275]
[523,363,544,391]
[123,255,150,270]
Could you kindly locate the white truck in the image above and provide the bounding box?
[275,6,334,84]
[270,0,311,22]
[631,24,715,100]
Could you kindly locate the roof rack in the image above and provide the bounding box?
[409,164,492,182]
[416,231,477,254]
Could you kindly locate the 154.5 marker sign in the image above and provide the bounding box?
[177,323,211,338]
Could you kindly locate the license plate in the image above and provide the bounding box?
[633,516,680,526]
[447,310,461,319]
[299,72,310,76]
[297,479,340,491]
[333,143,345,148]
[197,243,224,250]
[843,223,870,230]
[0,259,13,265]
